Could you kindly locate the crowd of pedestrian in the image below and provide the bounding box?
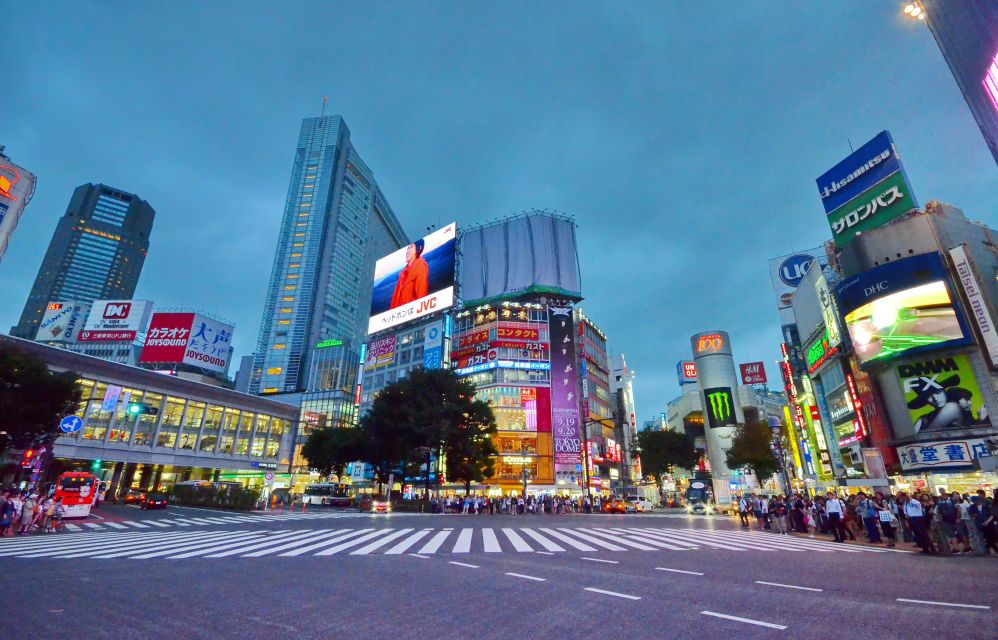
[0,488,65,536]
[735,488,998,556]
[429,494,610,515]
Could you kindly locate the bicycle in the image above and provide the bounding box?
[44,516,65,533]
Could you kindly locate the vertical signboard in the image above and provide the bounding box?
[0,158,37,263]
[549,306,582,468]
[948,245,998,368]
[422,320,443,370]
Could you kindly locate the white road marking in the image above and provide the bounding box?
[243,530,345,557]
[756,580,823,592]
[448,561,479,569]
[142,520,170,528]
[384,530,432,555]
[584,587,641,600]
[896,598,991,610]
[555,528,626,551]
[700,611,786,630]
[279,529,374,557]
[481,528,501,553]
[314,529,394,556]
[578,528,656,551]
[122,521,150,529]
[83,523,103,530]
[538,528,596,552]
[418,529,453,554]
[656,567,704,576]
[536,551,555,556]
[452,528,474,553]
[350,529,415,555]
[131,532,264,559]
[501,528,533,552]
[408,553,430,559]
[580,557,618,564]
[86,532,230,559]
[204,530,321,558]
[519,528,565,552]
[65,524,82,531]
[506,572,546,582]
[105,522,128,530]
[609,528,692,550]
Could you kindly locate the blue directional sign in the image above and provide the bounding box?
[59,415,83,434]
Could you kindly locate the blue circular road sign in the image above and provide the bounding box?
[59,415,83,434]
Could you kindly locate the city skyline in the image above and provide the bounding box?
[2,3,995,416]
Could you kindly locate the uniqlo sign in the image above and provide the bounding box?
[139,312,234,373]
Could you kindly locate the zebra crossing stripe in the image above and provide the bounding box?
[241,530,343,557]
[279,529,374,557]
[314,529,393,556]
[519,528,565,552]
[142,520,171,528]
[205,530,321,558]
[501,528,533,552]
[608,528,693,551]
[383,530,432,555]
[36,531,202,559]
[83,523,103,529]
[556,528,626,551]
[639,528,742,551]
[169,530,302,559]
[350,529,415,555]
[123,521,150,529]
[481,528,502,552]
[537,528,597,552]
[578,528,657,551]
[418,530,453,554]
[93,531,236,559]
[65,524,82,531]
[132,531,264,559]
[106,523,128,530]
[452,529,474,553]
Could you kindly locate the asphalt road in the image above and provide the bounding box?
[1,505,994,640]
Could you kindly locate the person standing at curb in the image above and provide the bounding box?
[825,492,846,543]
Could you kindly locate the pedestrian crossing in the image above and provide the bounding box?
[0,526,893,559]
[58,510,376,533]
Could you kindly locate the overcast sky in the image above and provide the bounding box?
[3,1,996,420]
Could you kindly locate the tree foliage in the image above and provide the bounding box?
[636,429,698,496]
[725,419,780,485]
[0,345,82,452]
[301,426,363,479]
[357,368,497,494]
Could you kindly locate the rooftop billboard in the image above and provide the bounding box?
[139,312,234,373]
[815,131,917,248]
[78,300,152,343]
[368,222,456,335]
[36,301,89,343]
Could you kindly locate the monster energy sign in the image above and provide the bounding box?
[703,386,736,429]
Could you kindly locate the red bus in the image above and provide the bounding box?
[53,472,100,518]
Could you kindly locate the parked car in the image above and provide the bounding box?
[140,493,169,510]
[625,496,655,513]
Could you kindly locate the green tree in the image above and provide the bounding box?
[725,419,780,486]
[357,368,497,495]
[301,426,363,479]
[636,429,698,499]
[0,344,82,455]
[444,399,498,495]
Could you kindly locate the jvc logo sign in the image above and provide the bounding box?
[103,302,132,319]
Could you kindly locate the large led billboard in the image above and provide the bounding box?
[368,222,456,335]
[896,355,991,438]
[836,253,969,366]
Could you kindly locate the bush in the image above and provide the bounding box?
[170,484,261,510]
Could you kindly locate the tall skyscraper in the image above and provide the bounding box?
[11,183,155,339]
[251,115,407,395]
[921,0,998,166]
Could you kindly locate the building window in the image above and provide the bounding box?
[273,344,286,350]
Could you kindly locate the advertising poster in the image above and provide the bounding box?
[139,312,234,373]
[896,354,991,438]
[815,131,917,248]
[739,362,767,385]
[548,306,582,467]
[949,245,998,368]
[677,360,697,385]
[36,301,88,343]
[836,252,969,365]
[703,386,736,429]
[79,300,153,342]
[422,320,443,370]
[365,335,396,369]
[368,222,456,334]
[768,248,827,310]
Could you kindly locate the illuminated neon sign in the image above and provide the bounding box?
[694,333,726,355]
[805,330,838,373]
[0,166,21,201]
[984,48,998,113]
[316,339,343,349]
[845,372,867,438]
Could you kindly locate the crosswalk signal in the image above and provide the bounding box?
[127,402,144,416]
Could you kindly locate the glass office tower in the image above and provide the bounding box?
[11,183,155,339]
[251,115,407,395]
[921,0,998,166]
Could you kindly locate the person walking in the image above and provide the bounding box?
[737,495,750,528]
[825,492,846,543]
[17,494,37,535]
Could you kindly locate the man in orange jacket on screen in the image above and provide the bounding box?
[390,239,429,309]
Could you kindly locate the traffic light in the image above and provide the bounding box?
[91,459,102,472]
[20,449,36,469]
[126,402,158,416]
